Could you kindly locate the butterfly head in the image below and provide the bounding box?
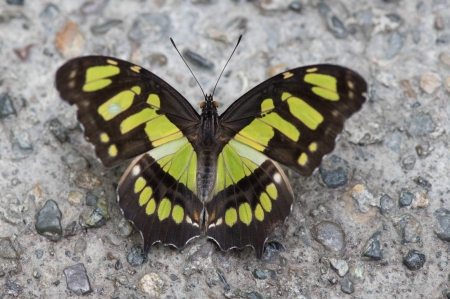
[200,94,219,113]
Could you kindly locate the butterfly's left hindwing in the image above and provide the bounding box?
[118,137,203,251]
[55,56,200,167]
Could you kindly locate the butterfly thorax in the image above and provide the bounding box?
[195,95,222,202]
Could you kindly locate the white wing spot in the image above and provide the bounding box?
[216,217,223,226]
[186,215,192,224]
[273,172,282,184]
[132,165,141,176]
[208,223,216,229]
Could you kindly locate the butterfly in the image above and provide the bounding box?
[55,49,367,258]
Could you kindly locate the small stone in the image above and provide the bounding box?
[115,275,129,286]
[64,221,78,237]
[329,258,349,277]
[380,194,395,215]
[5,281,22,296]
[348,184,375,213]
[340,276,355,294]
[386,32,403,60]
[48,118,68,143]
[138,272,165,298]
[84,197,110,228]
[403,250,426,270]
[392,213,422,243]
[439,52,450,68]
[148,53,168,67]
[317,2,348,39]
[67,191,83,205]
[0,238,19,259]
[63,263,92,295]
[420,73,441,94]
[362,231,382,260]
[402,155,416,170]
[411,192,429,209]
[384,131,403,153]
[33,269,42,279]
[414,176,431,189]
[433,208,450,242]
[55,22,85,59]
[289,2,302,13]
[349,262,365,284]
[35,200,63,241]
[0,93,16,118]
[262,241,284,262]
[311,221,346,252]
[35,249,44,259]
[399,190,414,207]
[6,0,24,5]
[252,269,276,280]
[90,19,122,34]
[62,152,89,171]
[169,274,179,281]
[319,155,350,189]
[74,237,87,253]
[80,0,109,15]
[444,77,450,93]
[74,172,101,190]
[127,245,148,267]
[105,233,121,246]
[13,44,32,61]
[10,127,32,150]
[435,15,445,30]
[128,13,170,43]
[183,49,215,70]
[117,218,133,237]
[115,259,123,270]
[406,112,436,136]
[85,192,97,206]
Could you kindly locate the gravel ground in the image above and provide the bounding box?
[0,0,449,298]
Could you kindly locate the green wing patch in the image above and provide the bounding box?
[219,65,367,177]
[118,137,202,251]
[55,56,200,167]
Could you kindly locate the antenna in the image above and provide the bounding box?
[170,37,206,98]
[212,35,242,97]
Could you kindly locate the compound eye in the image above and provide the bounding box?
[213,101,219,108]
[200,102,205,108]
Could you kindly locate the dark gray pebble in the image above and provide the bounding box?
[380,194,395,215]
[319,155,350,188]
[0,93,16,117]
[289,2,302,13]
[392,213,422,243]
[340,276,354,294]
[64,221,78,237]
[0,237,19,259]
[262,241,285,262]
[311,221,346,251]
[85,193,98,206]
[317,3,348,39]
[415,176,431,188]
[433,208,450,242]
[126,244,148,267]
[90,19,122,34]
[34,249,44,259]
[403,249,426,270]
[6,0,24,5]
[362,231,382,260]
[48,118,68,143]
[183,50,215,70]
[115,259,123,270]
[63,263,92,295]
[84,197,110,228]
[252,269,276,280]
[35,200,63,242]
[399,190,414,207]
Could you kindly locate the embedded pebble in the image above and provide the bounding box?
[85,192,98,206]
[117,218,134,237]
[10,127,32,150]
[433,208,450,242]
[402,155,416,170]
[311,221,346,252]
[341,276,354,294]
[138,272,165,298]
[80,0,109,15]
[262,241,284,262]
[5,281,22,296]
[90,19,122,34]
[34,249,44,259]
[115,259,123,270]
[127,245,148,266]
[105,233,122,246]
[406,112,436,136]
[84,197,110,228]
[348,184,375,213]
[439,52,450,68]
[63,263,92,295]
[392,213,422,243]
[183,49,215,70]
[48,118,68,143]
[399,190,414,207]
[64,221,78,237]
[128,13,169,43]
[380,194,395,215]
[35,200,63,241]
[0,93,16,118]
[67,191,83,206]
[7,0,24,5]
[384,132,403,153]
[329,258,349,277]
[403,250,426,270]
[317,3,348,39]
[74,172,101,189]
[414,176,431,189]
[149,53,168,67]
[55,22,85,59]
[411,192,429,209]
[386,32,403,60]
[349,262,365,284]
[74,237,87,253]
[420,73,441,94]
[62,152,89,171]
[319,155,350,189]
[289,2,302,13]
[252,269,276,280]
[444,77,450,93]
[0,238,19,259]
[362,231,382,260]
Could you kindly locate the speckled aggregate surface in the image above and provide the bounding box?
[0,0,449,298]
